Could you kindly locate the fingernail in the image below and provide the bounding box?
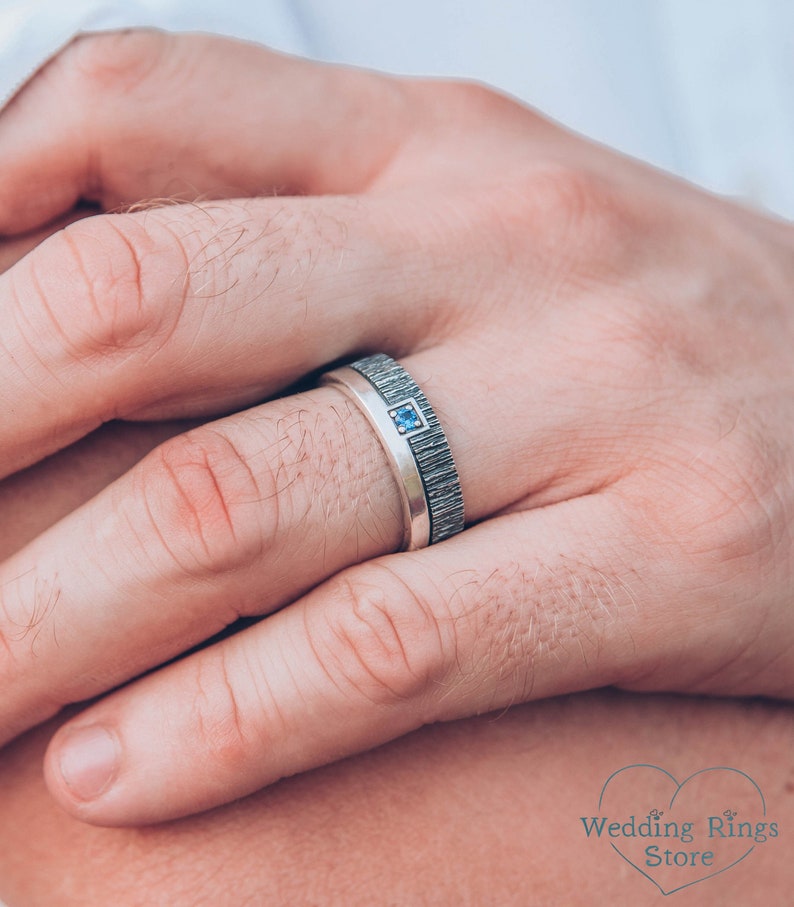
[58,725,119,801]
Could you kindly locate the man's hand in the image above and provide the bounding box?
[0,30,792,825]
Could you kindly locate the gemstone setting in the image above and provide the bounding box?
[388,398,429,437]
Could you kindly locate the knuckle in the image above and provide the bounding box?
[624,432,794,695]
[438,78,503,112]
[68,29,172,95]
[439,163,635,324]
[643,414,792,591]
[189,648,254,773]
[309,564,450,707]
[694,439,788,571]
[501,162,630,258]
[136,429,268,580]
[28,216,180,363]
[424,78,527,129]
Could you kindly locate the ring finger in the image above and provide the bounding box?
[0,339,521,743]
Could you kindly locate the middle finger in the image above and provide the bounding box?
[0,193,456,476]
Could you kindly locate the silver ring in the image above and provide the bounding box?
[320,353,464,550]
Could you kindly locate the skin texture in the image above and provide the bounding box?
[0,61,791,904]
[0,692,793,906]
[0,342,788,905]
[0,30,792,828]
[0,409,790,906]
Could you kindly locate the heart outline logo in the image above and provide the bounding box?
[597,764,767,896]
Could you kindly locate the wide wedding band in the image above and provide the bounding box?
[320,353,465,551]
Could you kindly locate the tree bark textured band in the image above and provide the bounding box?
[320,353,465,550]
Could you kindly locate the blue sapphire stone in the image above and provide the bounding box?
[391,404,423,434]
